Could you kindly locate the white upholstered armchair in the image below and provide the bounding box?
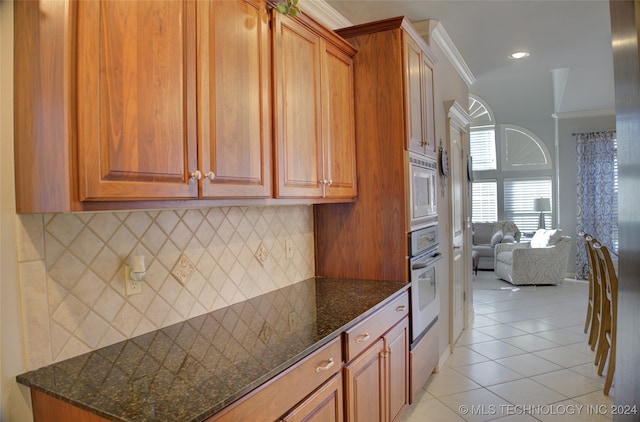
[495,230,572,285]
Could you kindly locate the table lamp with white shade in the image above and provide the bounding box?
[534,198,551,229]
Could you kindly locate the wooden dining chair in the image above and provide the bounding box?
[579,231,595,337]
[584,234,602,350]
[593,241,618,395]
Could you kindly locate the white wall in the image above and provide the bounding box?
[1,1,33,420]
[428,35,470,360]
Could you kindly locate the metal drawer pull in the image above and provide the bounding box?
[355,333,371,343]
[315,358,335,373]
[396,305,406,312]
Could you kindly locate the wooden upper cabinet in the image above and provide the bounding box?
[14,0,354,212]
[272,12,324,198]
[197,0,272,198]
[403,32,436,157]
[322,42,357,199]
[272,11,357,199]
[77,0,198,201]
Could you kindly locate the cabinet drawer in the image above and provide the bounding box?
[344,291,409,362]
[209,336,342,421]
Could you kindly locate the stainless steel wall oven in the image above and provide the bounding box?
[408,224,441,346]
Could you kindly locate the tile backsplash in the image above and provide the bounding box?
[16,206,315,370]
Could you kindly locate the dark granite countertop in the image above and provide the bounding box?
[17,277,407,422]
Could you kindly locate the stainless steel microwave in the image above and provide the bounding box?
[406,152,438,229]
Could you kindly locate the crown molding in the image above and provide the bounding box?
[298,0,352,30]
[413,20,476,87]
[551,109,616,119]
[445,100,472,130]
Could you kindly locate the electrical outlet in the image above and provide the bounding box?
[285,239,293,259]
[124,266,142,296]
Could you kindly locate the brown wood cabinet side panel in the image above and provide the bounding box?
[77,0,198,200]
[31,389,110,422]
[197,0,272,198]
[14,0,76,212]
[314,28,408,281]
[208,337,341,422]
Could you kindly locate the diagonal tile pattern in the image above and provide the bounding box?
[16,206,315,368]
[402,271,615,422]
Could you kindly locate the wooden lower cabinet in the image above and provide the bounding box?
[281,373,344,422]
[344,317,409,422]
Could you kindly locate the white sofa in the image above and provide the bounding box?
[495,229,571,285]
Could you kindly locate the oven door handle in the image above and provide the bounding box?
[411,252,443,270]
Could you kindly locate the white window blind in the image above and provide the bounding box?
[470,125,497,171]
[504,178,552,233]
[472,180,498,222]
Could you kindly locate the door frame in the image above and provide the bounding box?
[445,100,472,351]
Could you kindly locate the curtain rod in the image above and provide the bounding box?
[572,130,616,137]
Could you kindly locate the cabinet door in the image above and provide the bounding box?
[385,318,409,422]
[273,12,324,198]
[281,373,344,422]
[420,53,436,157]
[344,338,384,422]
[77,0,198,200]
[403,34,425,155]
[322,42,357,199]
[197,0,272,198]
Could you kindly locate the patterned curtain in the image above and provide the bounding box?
[575,131,618,279]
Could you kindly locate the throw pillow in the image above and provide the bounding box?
[530,229,562,248]
[490,230,504,247]
[501,234,516,243]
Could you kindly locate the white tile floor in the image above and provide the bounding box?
[401,271,614,421]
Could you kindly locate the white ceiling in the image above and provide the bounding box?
[323,0,615,120]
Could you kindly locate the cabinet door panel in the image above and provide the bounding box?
[421,54,436,157]
[282,373,344,422]
[344,338,384,422]
[404,35,424,155]
[273,13,323,197]
[323,43,357,198]
[385,319,409,422]
[77,0,198,200]
[198,0,272,198]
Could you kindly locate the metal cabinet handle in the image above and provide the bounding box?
[315,358,335,373]
[205,171,215,181]
[396,305,406,312]
[190,170,202,180]
[355,333,370,343]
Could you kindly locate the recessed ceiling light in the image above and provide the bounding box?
[509,51,530,59]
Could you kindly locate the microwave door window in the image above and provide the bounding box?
[413,170,429,219]
[413,168,435,219]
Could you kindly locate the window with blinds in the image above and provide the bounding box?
[470,125,497,171]
[504,178,552,233]
[472,180,498,222]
